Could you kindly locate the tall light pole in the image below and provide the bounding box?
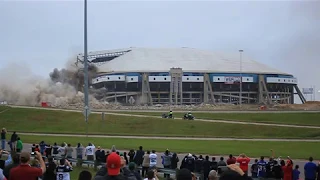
[83,0,90,137]
[239,50,243,108]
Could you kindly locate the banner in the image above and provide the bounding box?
[225,76,241,84]
[302,88,314,94]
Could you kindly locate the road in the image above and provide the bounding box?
[8,105,320,129]
[8,142,308,178]
[18,132,320,142]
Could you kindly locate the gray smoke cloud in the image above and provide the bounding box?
[0,56,103,108]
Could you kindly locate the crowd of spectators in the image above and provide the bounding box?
[0,130,320,180]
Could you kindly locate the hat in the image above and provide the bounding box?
[209,170,218,178]
[128,162,136,170]
[20,152,31,163]
[107,152,121,176]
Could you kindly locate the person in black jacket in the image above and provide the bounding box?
[272,161,283,180]
[170,153,179,170]
[210,157,218,171]
[133,146,144,166]
[203,156,211,180]
[128,149,135,163]
[185,154,195,172]
[43,156,57,180]
[10,132,18,152]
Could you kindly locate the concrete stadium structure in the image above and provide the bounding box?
[77,47,306,105]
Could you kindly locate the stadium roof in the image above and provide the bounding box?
[80,47,291,75]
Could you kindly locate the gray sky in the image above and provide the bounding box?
[1,0,319,100]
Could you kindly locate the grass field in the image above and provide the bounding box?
[20,134,319,159]
[1,107,320,139]
[114,111,320,126]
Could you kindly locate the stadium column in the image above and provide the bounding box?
[141,73,152,105]
[258,74,272,104]
[169,68,183,105]
[203,73,215,104]
[293,85,307,104]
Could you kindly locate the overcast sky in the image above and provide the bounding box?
[1,0,319,100]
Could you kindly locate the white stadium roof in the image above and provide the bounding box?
[82,47,290,75]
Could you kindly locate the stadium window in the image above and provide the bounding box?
[107,77,110,80]
[154,78,156,80]
[164,78,167,80]
[197,78,199,80]
[131,78,133,81]
[284,79,285,82]
[218,78,220,80]
[187,78,189,80]
[278,79,280,82]
[247,78,249,81]
[118,77,121,79]
[96,79,99,82]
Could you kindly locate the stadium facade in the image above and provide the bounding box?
[77,47,306,105]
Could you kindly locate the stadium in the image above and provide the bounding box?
[77,47,306,105]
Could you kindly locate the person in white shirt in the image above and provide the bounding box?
[149,150,157,169]
[85,143,95,161]
[56,159,73,180]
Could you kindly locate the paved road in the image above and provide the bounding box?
[18,132,320,142]
[8,142,308,178]
[8,105,320,129]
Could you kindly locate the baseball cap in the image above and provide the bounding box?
[107,152,121,176]
[20,152,31,163]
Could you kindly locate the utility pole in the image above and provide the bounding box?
[83,0,90,138]
[239,50,243,109]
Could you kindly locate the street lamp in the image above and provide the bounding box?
[239,50,243,108]
[83,0,89,137]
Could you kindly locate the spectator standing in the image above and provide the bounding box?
[217,157,226,167]
[96,152,126,180]
[9,151,46,180]
[16,137,23,153]
[1,128,6,150]
[43,156,57,180]
[170,153,179,170]
[134,146,145,167]
[226,154,236,165]
[128,162,142,180]
[272,160,283,180]
[128,149,136,163]
[56,159,73,180]
[142,150,150,177]
[45,144,53,158]
[95,146,103,165]
[195,155,204,174]
[304,157,317,180]
[0,160,6,180]
[3,152,19,179]
[85,143,95,161]
[10,132,17,152]
[282,159,293,180]
[52,143,59,157]
[208,170,218,180]
[293,165,300,180]
[149,150,157,169]
[144,169,159,180]
[250,159,258,178]
[203,156,211,180]
[76,143,84,160]
[78,170,92,180]
[58,143,67,157]
[161,149,172,178]
[236,154,250,175]
[65,144,73,159]
[39,141,47,155]
[210,157,218,171]
[185,153,195,173]
[257,156,267,178]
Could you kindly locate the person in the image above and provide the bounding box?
[128,149,136,163]
[58,143,67,157]
[236,153,250,175]
[217,157,227,174]
[170,153,179,170]
[272,160,283,180]
[144,169,159,180]
[168,110,173,118]
[52,143,59,157]
[208,170,218,180]
[220,164,253,180]
[185,153,195,172]
[304,157,317,180]
[161,149,172,178]
[78,170,92,180]
[128,162,141,180]
[9,151,46,180]
[210,157,218,171]
[16,137,23,153]
[95,152,126,180]
[1,128,6,150]
[176,168,193,180]
[65,144,73,159]
[282,159,293,180]
[226,154,236,165]
[3,152,19,179]
[39,141,47,155]
[293,165,300,180]
[149,150,157,169]
[56,158,73,180]
[250,159,258,178]
[134,146,145,167]
[317,161,320,180]
[85,143,95,161]
[76,143,84,160]
[142,150,150,177]
[43,156,57,180]
[203,156,211,180]
[257,156,267,179]
[10,132,17,152]
[45,144,53,158]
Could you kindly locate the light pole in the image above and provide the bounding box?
[83,0,89,137]
[239,50,243,108]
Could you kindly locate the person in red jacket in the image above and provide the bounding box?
[282,158,293,180]
[236,154,251,175]
[226,154,236,165]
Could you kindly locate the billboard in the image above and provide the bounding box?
[225,76,241,84]
[302,88,314,94]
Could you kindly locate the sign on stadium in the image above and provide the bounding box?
[225,76,241,84]
[302,88,314,94]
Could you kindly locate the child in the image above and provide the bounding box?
[292,165,300,180]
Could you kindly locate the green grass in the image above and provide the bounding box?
[20,134,319,159]
[1,107,320,139]
[0,105,10,112]
[115,111,320,126]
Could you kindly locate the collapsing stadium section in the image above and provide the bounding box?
[77,47,306,105]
